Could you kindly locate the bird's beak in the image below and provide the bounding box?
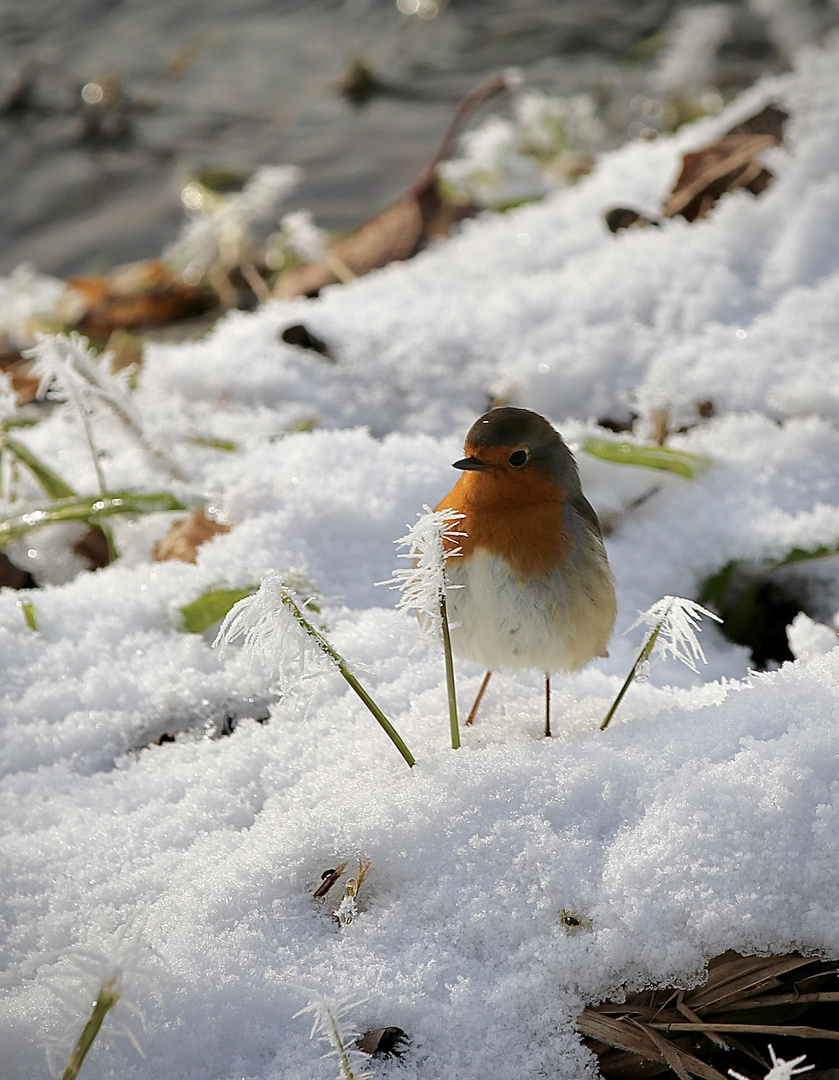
[452,456,490,471]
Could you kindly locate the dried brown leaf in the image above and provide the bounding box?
[70,259,215,339]
[355,1026,409,1058]
[578,1011,728,1080]
[0,348,39,405]
[604,104,788,233]
[685,953,814,1012]
[152,508,230,564]
[273,72,512,299]
[312,861,348,899]
[662,134,777,222]
[73,525,112,569]
[633,1020,692,1080]
[649,1021,839,1041]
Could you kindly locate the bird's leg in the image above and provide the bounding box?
[544,675,551,738]
[466,671,492,725]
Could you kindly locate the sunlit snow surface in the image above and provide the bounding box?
[3,41,839,1080]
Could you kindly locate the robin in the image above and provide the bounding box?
[435,406,616,737]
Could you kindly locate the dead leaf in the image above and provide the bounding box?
[579,950,839,1080]
[336,56,382,107]
[312,861,348,899]
[70,259,215,339]
[355,1027,409,1058]
[662,134,777,222]
[0,347,39,405]
[605,103,788,232]
[152,508,230,564]
[274,72,512,299]
[73,526,112,570]
[726,103,788,140]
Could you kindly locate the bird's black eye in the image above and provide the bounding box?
[508,449,528,467]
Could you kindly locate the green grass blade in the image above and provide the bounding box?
[440,591,460,749]
[0,491,187,547]
[600,620,663,730]
[190,435,239,451]
[181,587,258,633]
[19,600,38,631]
[582,437,711,478]
[60,981,120,1080]
[278,590,416,768]
[3,436,77,499]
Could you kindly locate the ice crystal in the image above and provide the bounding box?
[627,595,722,674]
[383,505,465,637]
[729,1044,814,1080]
[294,990,369,1080]
[213,569,321,685]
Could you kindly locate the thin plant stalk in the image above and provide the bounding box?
[60,978,119,1080]
[600,620,664,731]
[321,1001,356,1080]
[279,590,416,769]
[60,369,117,562]
[439,590,460,749]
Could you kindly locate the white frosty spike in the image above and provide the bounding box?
[382,504,465,638]
[627,595,722,674]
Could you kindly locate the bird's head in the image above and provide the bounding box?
[452,407,581,495]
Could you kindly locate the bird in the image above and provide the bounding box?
[434,406,616,737]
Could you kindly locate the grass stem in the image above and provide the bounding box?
[439,591,460,749]
[60,979,119,1080]
[279,591,416,768]
[600,620,664,731]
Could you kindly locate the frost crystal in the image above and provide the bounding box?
[627,596,722,674]
[0,370,17,425]
[166,164,301,278]
[294,990,369,1080]
[25,331,182,480]
[438,89,602,208]
[281,209,330,263]
[383,505,465,637]
[729,1044,813,1080]
[28,331,137,418]
[213,570,320,684]
[43,921,162,1077]
[0,263,84,349]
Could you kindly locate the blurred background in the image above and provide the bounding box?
[2,0,837,278]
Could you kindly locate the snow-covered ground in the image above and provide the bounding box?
[3,38,839,1080]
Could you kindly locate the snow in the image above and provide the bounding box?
[3,38,839,1080]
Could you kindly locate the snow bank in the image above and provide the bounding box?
[3,39,839,1080]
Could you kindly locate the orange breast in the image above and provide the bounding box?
[435,455,571,581]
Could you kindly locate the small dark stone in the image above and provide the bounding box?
[0,552,37,590]
[280,324,333,359]
[337,57,382,107]
[604,207,658,233]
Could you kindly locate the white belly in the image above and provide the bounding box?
[445,546,615,675]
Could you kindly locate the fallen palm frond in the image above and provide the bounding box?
[578,951,839,1080]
